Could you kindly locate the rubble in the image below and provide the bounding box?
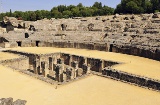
[0,98,27,105]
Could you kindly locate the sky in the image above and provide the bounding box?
[1,0,121,12]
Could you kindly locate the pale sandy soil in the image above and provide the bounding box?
[0,65,160,105]
[0,52,20,61]
[9,47,160,80]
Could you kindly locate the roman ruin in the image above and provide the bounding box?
[0,13,160,105]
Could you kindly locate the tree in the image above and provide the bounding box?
[126,1,141,13]
[145,1,153,13]
[115,0,154,14]
[57,5,67,13]
[114,4,123,14]
[13,11,23,18]
[150,0,160,12]
[0,2,114,21]
[71,7,81,17]
[51,9,62,18]
[9,9,12,17]
[92,2,102,9]
[62,10,72,18]
[80,8,93,17]
[103,5,114,15]
[35,10,43,20]
[22,12,30,21]
[77,3,83,8]
[30,12,36,21]
[67,5,76,11]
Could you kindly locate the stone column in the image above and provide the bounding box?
[87,65,91,74]
[33,56,41,74]
[73,61,78,78]
[49,57,53,70]
[84,57,87,65]
[41,61,45,76]
[69,55,73,66]
[106,43,110,52]
[70,68,75,80]
[63,72,67,82]
[53,63,56,71]
[53,56,57,64]
[99,60,104,72]
[55,64,64,82]
[82,64,91,74]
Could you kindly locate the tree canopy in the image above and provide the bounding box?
[0,2,114,21]
[115,0,160,14]
[1,1,160,21]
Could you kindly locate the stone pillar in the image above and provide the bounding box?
[53,56,57,64]
[70,68,75,80]
[63,72,67,82]
[57,58,64,64]
[33,56,41,74]
[69,55,73,66]
[87,64,91,74]
[73,61,78,78]
[82,64,91,74]
[106,43,110,52]
[33,60,37,74]
[45,61,49,77]
[41,61,45,76]
[84,57,87,65]
[100,60,104,72]
[72,61,78,69]
[55,65,59,82]
[53,63,56,71]
[49,57,53,70]
[66,67,72,80]
[55,64,64,82]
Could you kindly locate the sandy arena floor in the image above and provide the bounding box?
[0,52,20,61]
[8,47,160,80]
[0,65,160,105]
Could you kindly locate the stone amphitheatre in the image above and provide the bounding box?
[0,13,160,105]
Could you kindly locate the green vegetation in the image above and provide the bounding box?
[0,2,114,21]
[1,1,160,21]
[115,0,160,14]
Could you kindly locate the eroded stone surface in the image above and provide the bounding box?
[0,98,26,105]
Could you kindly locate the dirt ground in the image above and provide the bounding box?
[0,47,160,105]
[0,52,20,61]
[0,65,160,105]
[9,47,160,80]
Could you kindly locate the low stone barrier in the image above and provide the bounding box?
[102,67,160,91]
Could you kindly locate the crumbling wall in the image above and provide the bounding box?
[102,68,160,91]
[0,57,29,70]
[38,41,160,61]
[0,42,10,48]
[111,44,160,61]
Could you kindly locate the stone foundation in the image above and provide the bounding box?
[1,49,160,92]
[102,67,160,91]
[11,41,158,61]
[2,50,118,83]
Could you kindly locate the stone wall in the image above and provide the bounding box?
[2,49,160,91]
[102,68,160,91]
[0,42,10,48]
[38,41,160,61]
[0,57,29,70]
[3,50,118,83]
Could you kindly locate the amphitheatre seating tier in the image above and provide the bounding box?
[0,14,160,104]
